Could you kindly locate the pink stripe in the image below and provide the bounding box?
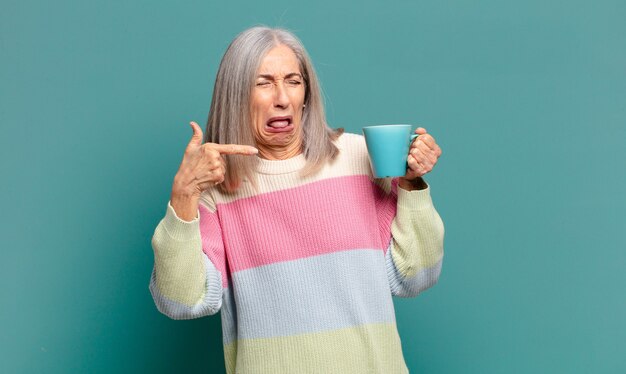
[217,175,397,273]
[377,178,399,254]
[199,205,229,287]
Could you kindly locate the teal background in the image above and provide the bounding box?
[1,0,624,373]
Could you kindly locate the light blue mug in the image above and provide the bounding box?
[362,124,418,178]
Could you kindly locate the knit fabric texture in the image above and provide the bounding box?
[149,132,445,374]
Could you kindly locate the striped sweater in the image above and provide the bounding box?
[149,132,444,373]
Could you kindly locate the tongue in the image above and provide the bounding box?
[268,120,289,128]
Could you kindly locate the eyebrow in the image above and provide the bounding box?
[257,73,303,80]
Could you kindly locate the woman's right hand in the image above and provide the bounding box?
[170,121,258,221]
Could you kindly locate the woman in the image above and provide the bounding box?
[150,26,444,374]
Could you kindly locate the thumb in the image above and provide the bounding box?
[188,121,204,147]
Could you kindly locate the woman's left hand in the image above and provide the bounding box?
[403,127,442,180]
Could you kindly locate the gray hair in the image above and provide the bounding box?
[204,26,343,192]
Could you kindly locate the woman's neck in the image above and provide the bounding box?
[257,143,303,160]
[256,134,304,160]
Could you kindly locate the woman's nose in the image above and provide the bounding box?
[273,82,289,108]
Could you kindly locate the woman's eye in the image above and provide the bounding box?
[288,80,302,85]
[256,81,271,87]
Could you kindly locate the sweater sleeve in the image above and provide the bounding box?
[149,200,224,319]
[384,185,445,298]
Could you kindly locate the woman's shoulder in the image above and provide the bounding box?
[334,131,396,193]
[335,131,368,155]
[326,131,372,177]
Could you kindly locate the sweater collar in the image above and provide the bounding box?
[255,153,307,175]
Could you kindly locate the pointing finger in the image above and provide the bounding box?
[211,143,259,155]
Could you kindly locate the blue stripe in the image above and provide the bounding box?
[221,284,237,344]
[224,249,396,341]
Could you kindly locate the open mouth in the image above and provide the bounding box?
[266,116,294,133]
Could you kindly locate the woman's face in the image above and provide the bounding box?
[250,44,305,159]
